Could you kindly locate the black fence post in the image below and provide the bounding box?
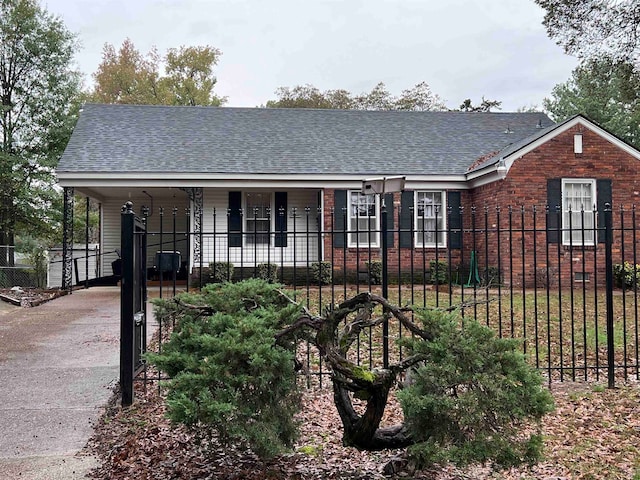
[85,196,90,289]
[381,199,389,369]
[120,201,135,406]
[604,202,615,389]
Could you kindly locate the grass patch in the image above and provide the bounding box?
[286,284,640,382]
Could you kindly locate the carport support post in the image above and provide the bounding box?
[120,202,135,406]
[62,187,74,291]
[604,203,615,389]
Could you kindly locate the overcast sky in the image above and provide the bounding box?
[44,0,578,111]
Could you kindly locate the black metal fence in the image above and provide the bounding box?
[136,203,640,387]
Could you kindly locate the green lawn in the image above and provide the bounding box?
[288,284,640,384]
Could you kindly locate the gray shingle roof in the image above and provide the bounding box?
[467,119,567,173]
[58,104,553,176]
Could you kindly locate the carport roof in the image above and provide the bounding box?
[57,103,553,177]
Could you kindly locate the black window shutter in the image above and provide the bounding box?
[384,193,395,248]
[547,179,561,244]
[597,178,612,244]
[228,191,242,247]
[333,190,347,248]
[447,191,462,249]
[274,192,288,247]
[399,191,414,248]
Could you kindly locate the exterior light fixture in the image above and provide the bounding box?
[497,158,507,179]
[361,175,406,195]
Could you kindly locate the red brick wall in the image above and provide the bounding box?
[323,189,464,279]
[470,124,640,286]
[323,125,640,286]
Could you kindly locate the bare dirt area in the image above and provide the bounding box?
[85,380,640,480]
[0,287,67,308]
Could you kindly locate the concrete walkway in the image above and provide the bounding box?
[0,287,121,480]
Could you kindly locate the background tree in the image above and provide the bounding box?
[544,57,640,148]
[394,81,447,111]
[266,81,447,111]
[265,84,349,109]
[72,195,100,244]
[458,97,502,112]
[535,0,640,63]
[90,38,161,104]
[160,46,225,106]
[0,0,81,267]
[354,81,396,110]
[89,39,225,106]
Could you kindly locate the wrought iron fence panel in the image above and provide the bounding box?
[138,202,640,387]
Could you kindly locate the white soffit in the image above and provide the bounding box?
[57,173,468,190]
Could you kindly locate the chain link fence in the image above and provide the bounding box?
[0,245,46,288]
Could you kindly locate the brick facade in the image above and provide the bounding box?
[323,123,640,287]
[469,124,640,286]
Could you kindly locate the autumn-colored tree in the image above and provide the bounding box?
[90,39,159,104]
[89,39,225,106]
[355,82,396,110]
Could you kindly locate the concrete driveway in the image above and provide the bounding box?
[0,287,121,479]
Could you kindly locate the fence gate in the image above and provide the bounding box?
[120,202,148,406]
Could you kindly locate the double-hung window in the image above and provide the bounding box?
[415,191,446,247]
[245,192,271,245]
[348,191,379,247]
[562,179,596,245]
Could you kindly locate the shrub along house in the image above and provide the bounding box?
[55,104,640,289]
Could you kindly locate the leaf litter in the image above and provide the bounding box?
[85,378,640,479]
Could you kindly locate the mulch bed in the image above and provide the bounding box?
[0,287,68,307]
[84,377,640,479]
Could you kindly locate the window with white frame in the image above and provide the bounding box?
[562,179,596,245]
[245,192,272,244]
[415,191,446,247]
[348,191,379,247]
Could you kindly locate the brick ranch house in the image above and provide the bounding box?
[55,103,640,288]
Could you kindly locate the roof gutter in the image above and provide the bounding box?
[56,172,470,190]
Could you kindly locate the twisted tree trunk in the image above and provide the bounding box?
[282,291,430,450]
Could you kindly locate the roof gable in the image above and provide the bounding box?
[499,115,640,174]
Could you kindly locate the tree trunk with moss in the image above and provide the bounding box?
[282,291,431,450]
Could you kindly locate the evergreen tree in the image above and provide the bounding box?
[544,57,640,148]
[150,280,554,470]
